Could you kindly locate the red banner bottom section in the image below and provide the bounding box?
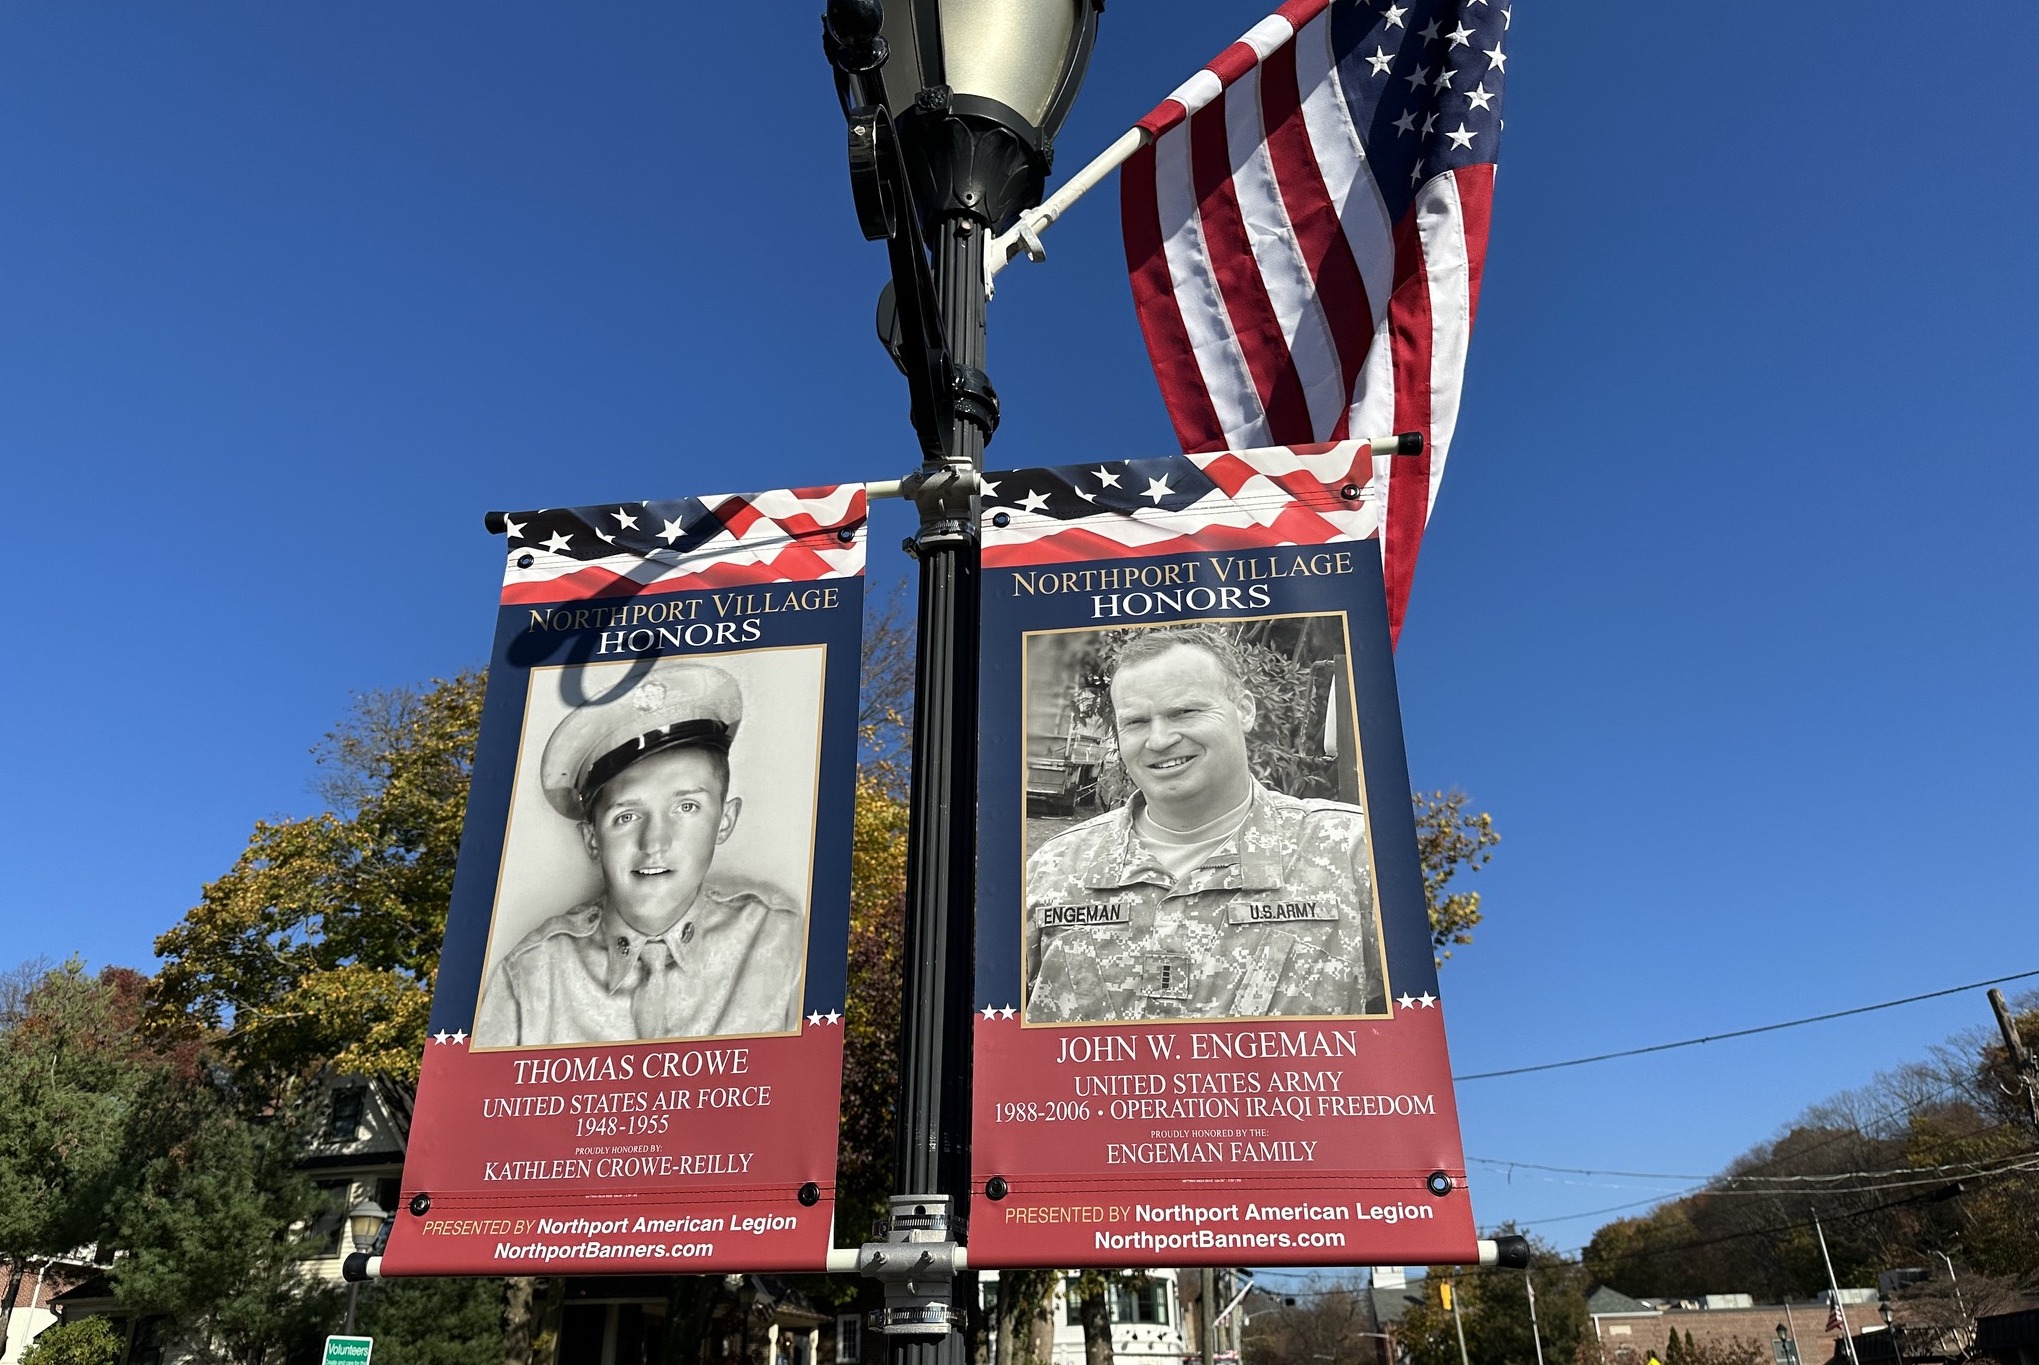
[382,1026,845,1276]
[968,1012,1477,1268]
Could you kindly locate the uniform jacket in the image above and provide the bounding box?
[474,877,805,1046]
[1023,784,1389,1023]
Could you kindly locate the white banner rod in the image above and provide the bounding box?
[986,127,1153,289]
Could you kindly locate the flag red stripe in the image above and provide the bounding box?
[1455,163,1495,329]
[500,550,846,605]
[1188,96,1316,448]
[983,518,1365,570]
[1257,33,1372,441]
[1123,140,1228,453]
[1384,205,1434,642]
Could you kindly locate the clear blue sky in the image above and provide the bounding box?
[3,2,2034,1264]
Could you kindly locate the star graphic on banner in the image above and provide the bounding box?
[1091,467,1122,488]
[658,518,686,544]
[1418,19,1439,41]
[1422,111,1439,136]
[982,1004,999,1020]
[1381,3,1406,28]
[542,531,572,554]
[1465,81,1497,111]
[1017,489,1051,514]
[1075,489,1096,503]
[1365,45,1394,76]
[999,1006,1017,1020]
[1403,64,1429,92]
[1396,993,1416,1010]
[1447,22,1474,46]
[1483,42,1507,71]
[1445,122,1476,149]
[596,530,615,544]
[825,1010,842,1025]
[1431,66,1456,92]
[1502,6,1511,28]
[1393,109,1418,135]
[433,1030,451,1045]
[979,476,1001,498]
[1410,161,1426,185]
[451,1029,468,1044]
[1418,993,1438,1008]
[808,1012,824,1026]
[1142,475,1174,504]
[612,508,639,529]
[501,516,527,540]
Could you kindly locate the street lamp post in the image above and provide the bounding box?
[1878,1298,1904,1365]
[342,1198,388,1335]
[821,2,1099,1360]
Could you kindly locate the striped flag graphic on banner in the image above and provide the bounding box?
[494,486,866,605]
[1122,0,1506,633]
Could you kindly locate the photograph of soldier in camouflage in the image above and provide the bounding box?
[472,649,824,1049]
[1020,616,1391,1025]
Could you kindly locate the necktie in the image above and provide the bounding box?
[632,938,682,1039]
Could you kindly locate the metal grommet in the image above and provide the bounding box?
[1426,1171,1454,1197]
[798,1182,822,1207]
[409,1192,432,1216]
[516,553,535,568]
[836,526,856,544]
[1339,484,1361,501]
[986,1177,1009,1201]
[991,512,1011,527]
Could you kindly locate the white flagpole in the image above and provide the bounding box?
[1814,1212,1862,1365]
[985,126,1152,289]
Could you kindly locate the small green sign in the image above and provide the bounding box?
[324,1336,373,1365]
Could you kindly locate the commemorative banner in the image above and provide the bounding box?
[969,446,1478,1268]
[382,486,865,1277]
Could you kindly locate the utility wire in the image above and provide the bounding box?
[1469,1132,2031,1187]
[1453,970,2039,1081]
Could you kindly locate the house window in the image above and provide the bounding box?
[329,1087,367,1141]
[1114,1281,1169,1325]
[313,1180,350,1256]
[835,1313,861,1363]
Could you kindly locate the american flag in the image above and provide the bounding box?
[980,445,1381,567]
[1825,1297,1848,1334]
[495,486,866,605]
[1121,0,1506,632]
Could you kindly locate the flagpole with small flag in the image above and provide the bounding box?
[1815,1211,1863,1365]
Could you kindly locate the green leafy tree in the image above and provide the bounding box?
[152,673,485,1087]
[19,1317,122,1365]
[1415,789,1498,963]
[0,963,165,1344]
[108,1071,341,1365]
[351,1278,507,1365]
[1399,1238,1588,1365]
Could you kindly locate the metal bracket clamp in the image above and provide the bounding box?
[858,1195,965,1337]
[901,467,980,552]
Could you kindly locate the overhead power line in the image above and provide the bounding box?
[1453,969,2039,1081]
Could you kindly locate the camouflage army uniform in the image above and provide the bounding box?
[1023,785,1388,1023]
[474,876,805,1046]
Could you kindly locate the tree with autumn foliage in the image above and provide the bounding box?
[152,672,485,1090]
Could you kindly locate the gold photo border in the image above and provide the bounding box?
[468,641,831,1052]
[1015,609,1394,1028]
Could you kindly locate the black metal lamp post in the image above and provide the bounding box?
[822,1,1098,1360]
[342,1198,388,1334]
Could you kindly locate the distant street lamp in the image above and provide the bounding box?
[342,1197,388,1334]
[820,1,1099,1359]
[1878,1298,1904,1365]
